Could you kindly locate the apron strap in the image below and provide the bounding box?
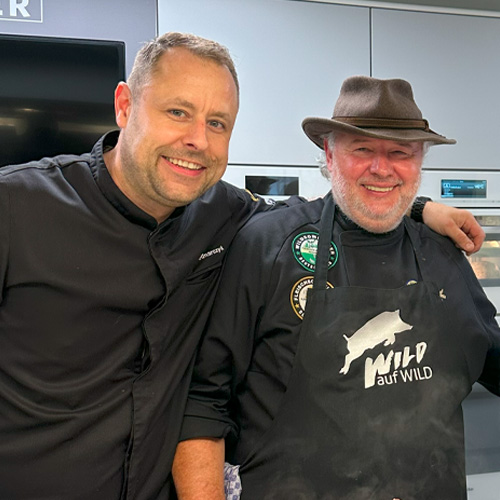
[403,217,429,282]
[313,193,336,290]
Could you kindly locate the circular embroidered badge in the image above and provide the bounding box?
[292,232,338,272]
[290,276,334,319]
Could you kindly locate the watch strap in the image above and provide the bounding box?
[411,196,432,223]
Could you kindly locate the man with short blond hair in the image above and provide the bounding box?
[0,32,255,500]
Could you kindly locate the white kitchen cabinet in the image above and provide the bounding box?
[372,8,500,170]
[158,0,370,166]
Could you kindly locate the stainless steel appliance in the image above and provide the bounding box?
[222,164,330,201]
[420,169,500,500]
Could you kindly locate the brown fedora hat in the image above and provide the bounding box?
[302,76,456,149]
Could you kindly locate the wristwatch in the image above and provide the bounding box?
[410,196,432,223]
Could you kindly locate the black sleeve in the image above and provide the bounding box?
[464,263,500,395]
[179,220,271,441]
[424,228,500,395]
[451,249,500,394]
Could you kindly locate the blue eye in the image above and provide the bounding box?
[169,109,186,117]
[209,120,225,129]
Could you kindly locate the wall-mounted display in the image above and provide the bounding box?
[0,34,125,167]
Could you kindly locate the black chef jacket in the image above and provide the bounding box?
[0,131,281,500]
[181,196,500,485]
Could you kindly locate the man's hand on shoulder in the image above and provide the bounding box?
[422,201,485,255]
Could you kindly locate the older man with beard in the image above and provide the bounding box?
[173,76,500,500]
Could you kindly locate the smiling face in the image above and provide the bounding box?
[106,47,239,222]
[325,133,423,233]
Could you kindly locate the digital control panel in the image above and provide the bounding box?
[419,170,500,207]
[441,179,487,199]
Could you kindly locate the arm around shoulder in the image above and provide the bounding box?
[421,200,485,255]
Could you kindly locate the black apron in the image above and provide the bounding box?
[238,196,471,500]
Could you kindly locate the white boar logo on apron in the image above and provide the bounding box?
[340,310,413,375]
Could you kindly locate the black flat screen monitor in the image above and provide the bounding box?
[0,34,126,167]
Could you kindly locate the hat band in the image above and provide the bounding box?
[334,117,430,131]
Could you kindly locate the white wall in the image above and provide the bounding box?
[0,0,157,75]
[159,0,500,171]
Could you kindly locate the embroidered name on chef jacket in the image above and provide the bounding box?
[198,245,225,261]
[339,309,433,389]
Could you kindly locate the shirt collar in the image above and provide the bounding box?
[89,131,185,230]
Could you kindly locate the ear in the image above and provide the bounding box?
[323,137,334,174]
[114,82,133,128]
